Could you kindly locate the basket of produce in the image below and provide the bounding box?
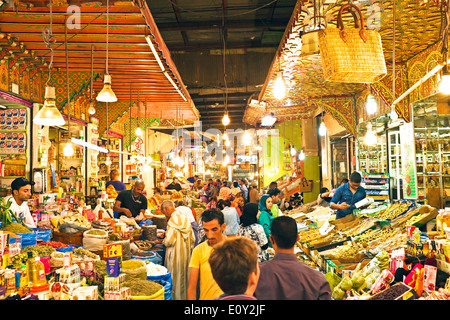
[126,279,164,300]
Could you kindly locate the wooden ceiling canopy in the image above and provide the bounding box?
[0,0,199,121]
[244,0,443,127]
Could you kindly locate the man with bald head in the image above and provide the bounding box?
[113,180,147,222]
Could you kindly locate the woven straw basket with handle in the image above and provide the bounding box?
[318,3,387,83]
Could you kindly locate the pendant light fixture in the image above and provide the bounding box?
[298,149,305,161]
[33,0,65,127]
[390,0,399,121]
[221,8,230,127]
[364,122,378,146]
[96,0,117,103]
[366,85,377,115]
[273,70,286,100]
[135,91,143,137]
[318,94,327,137]
[63,19,74,157]
[88,44,96,115]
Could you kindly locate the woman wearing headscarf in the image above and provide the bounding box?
[237,203,269,262]
[257,194,274,248]
[217,198,239,237]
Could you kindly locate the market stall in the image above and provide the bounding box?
[286,199,450,300]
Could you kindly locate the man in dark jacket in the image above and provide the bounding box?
[254,216,332,300]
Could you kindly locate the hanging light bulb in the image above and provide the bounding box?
[366,94,378,115]
[319,120,327,137]
[223,154,230,166]
[261,112,277,126]
[364,122,378,146]
[33,86,65,126]
[222,113,230,126]
[390,107,399,121]
[273,71,286,100]
[135,126,143,137]
[243,130,251,146]
[88,101,96,115]
[439,67,450,95]
[63,142,74,157]
[290,146,297,157]
[223,132,229,141]
[298,149,305,161]
[96,74,117,102]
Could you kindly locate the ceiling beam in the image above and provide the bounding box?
[156,19,289,32]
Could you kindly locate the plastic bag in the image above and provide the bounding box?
[17,232,37,247]
[59,223,90,234]
[33,228,51,243]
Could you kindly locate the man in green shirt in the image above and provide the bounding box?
[268,188,282,218]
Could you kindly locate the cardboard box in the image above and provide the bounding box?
[104,287,130,300]
[72,286,98,300]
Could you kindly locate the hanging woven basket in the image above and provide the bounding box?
[318,3,387,83]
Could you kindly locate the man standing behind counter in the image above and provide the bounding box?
[330,171,366,219]
[113,180,147,221]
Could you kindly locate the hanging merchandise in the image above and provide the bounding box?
[318,3,386,83]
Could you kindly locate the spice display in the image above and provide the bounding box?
[1,222,32,233]
[125,279,163,297]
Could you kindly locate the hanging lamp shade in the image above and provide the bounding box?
[33,86,65,126]
[96,75,117,102]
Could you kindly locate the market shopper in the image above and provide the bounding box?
[172,200,200,246]
[249,181,260,203]
[317,187,332,206]
[105,169,126,192]
[254,216,332,300]
[209,237,260,300]
[160,200,195,300]
[7,177,36,229]
[231,193,245,217]
[267,187,282,218]
[113,180,147,221]
[257,194,274,248]
[330,171,366,219]
[166,177,182,191]
[217,199,239,237]
[237,202,269,262]
[239,179,249,201]
[187,208,226,300]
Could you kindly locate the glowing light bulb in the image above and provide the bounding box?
[390,107,399,121]
[439,73,450,95]
[319,121,327,137]
[243,131,251,146]
[366,94,377,115]
[298,150,305,161]
[222,113,230,126]
[273,71,286,100]
[63,142,74,157]
[364,123,378,146]
[290,147,296,157]
[135,127,143,137]
[88,101,96,115]
[225,139,231,147]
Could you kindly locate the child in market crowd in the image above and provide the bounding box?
[209,237,259,300]
[254,216,332,300]
[187,208,226,300]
